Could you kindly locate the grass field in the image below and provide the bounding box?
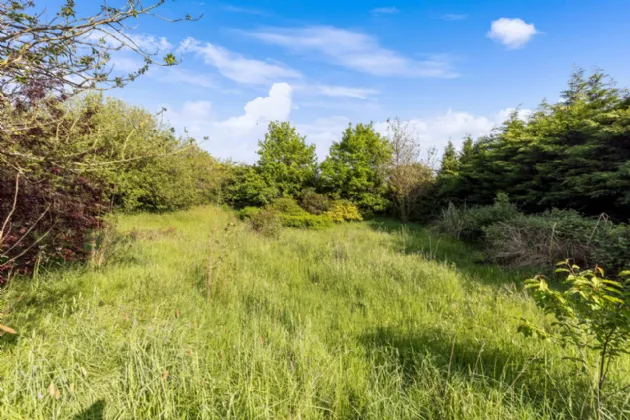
[0,206,629,419]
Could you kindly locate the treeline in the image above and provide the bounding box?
[215,69,630,273]
[4,70,630,280]
[434,70,630,220]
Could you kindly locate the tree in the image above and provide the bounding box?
[385,117,435,222]
[434,140,461,202]
[459,135,474,165]
[257,121,317,198]
[0,0,195,282]
[434,69,630,219]
[223,165,279,209]
[439,140,459,175]
[1,0,197,109]
[320,123,392,213]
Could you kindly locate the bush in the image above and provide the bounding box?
[326,201,363,223]
[264,197,334,230]
[1,100,108,282]
[483,210,598,268]
[238,207,261,221]
[223,166,278,209]
[249,208,281,237]
[434,193,520,242]
[300,189,331,215]
[281,214,333,230]
[356,193,390,215]
[593,222,630,274]
[269,197,306,216]
[520,263,630,413]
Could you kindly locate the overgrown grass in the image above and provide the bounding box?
[1,206,629,419]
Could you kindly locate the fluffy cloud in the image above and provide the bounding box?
[179,37,302,85]
[165,83,294,162]
[245,26,458,78]
[488,18,539,49]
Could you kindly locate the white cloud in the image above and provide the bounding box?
[371,7,399,16]
[181,101,213,120]
[488,18,539,49]
[128,33,173,52]
[179,37,302,85]
[442,14,467,21]
[165,83,294,162]
[297,108,532,163]
[296,116,352,160]
[220,83,293,128]
[245,26,458,78]
[313,85,379,99]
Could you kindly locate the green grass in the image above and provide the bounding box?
[1,206,629,419]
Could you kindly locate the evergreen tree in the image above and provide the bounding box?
[440,141,460,174]
[459,135,474,165]
[437,69,630,219]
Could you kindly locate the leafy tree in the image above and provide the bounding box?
[223,165,278,208]
[257,121,317,197]
[320,123,393,213]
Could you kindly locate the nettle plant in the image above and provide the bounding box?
[519,261,630,407]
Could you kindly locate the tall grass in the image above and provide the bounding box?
[0,206,629,419]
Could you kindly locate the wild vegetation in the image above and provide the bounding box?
[0,206,628,419]
[1,1,630,419]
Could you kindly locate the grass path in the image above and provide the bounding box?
[0,206,628,419]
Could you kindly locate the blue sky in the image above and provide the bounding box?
[55,0,630,162]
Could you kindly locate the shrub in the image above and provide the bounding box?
[482,209,630,270]
[434,193,520,242]
[238,207,261,221]
[483,210,598,268]
[269,197,307,216]
[433,202,468,239]
[249,208,281,237]
[224,166,278,209]
[593,223,630,274]
[520,262,630,414]
[300,189,331,215]
[326,201,363,223]
[281,214,333,230]
[356,193,390,215]
[1,101,108,282]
